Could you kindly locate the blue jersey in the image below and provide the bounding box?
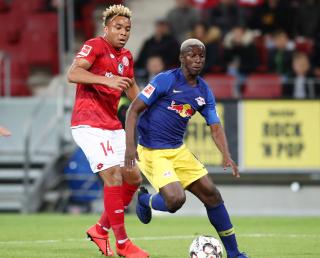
[137,68,220,149]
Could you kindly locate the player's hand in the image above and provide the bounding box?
[0,126,11,137]
[104,76,132,91]
[223,156,240,178]
[125,144,139,171]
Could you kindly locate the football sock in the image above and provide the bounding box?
[122,181,138,207]
[105,186,128,245]
[96,222,109,235]
[140,192,168,211]
[206,202,240,257]
[98,186,111,231]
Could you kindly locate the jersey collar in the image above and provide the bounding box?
[178,68,200,88]
[101,37,123,56]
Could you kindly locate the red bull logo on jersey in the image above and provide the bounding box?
[167,101,194,118]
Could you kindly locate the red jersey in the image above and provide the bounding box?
[71,37,134,130]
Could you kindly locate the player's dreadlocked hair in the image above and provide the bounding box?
[102,4,132,27]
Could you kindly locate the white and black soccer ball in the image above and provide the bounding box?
[189,235,223,258]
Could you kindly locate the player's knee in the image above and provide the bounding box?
[166,195,186,213]
[122,167,143,186]
[129,175,142,186]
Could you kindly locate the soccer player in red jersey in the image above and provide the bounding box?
[67,5,149,258]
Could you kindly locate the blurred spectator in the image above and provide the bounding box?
[237,0,263,7]
[223,25,259,96]
[283,52,315,99]
[187,21,222,74]
[136,55,165,88]
[292,0,320,39]
[135,19,179,79]
[166,0,200,43]
[208,0,245,36]
[190,0,219,9]
[146,56,165,81]
[248,0,292,36]
[267,30,293,79]
[312,32,320,78]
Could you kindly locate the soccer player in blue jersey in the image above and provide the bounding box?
[125,38,248,258]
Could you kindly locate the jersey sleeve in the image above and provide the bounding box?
[138,72,172,106]
[199,87,221,125]
[75,39,98,64]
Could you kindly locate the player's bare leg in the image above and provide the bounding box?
[121,165,142,209]
[187,175,247,258]
[159,182,186,213]
[136,182,186,224]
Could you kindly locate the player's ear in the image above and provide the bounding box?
[179,54,184,64]
[104,26,108,35]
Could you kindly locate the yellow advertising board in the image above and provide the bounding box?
[243,101,320,169]
[185,104,224,166]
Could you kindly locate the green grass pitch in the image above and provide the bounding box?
[0,214,319,257]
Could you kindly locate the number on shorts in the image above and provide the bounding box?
[100,141,114,156]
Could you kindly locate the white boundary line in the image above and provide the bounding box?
[0,233,319,245]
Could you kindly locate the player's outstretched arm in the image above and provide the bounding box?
[67,58,132,91]
[210,123,240,178]
[0,126,11,137]
[125,98,147,170]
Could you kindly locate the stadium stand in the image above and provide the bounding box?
[242,74,282,98]
[10,0,45,13]
[0,2,59,96]
[21,13,58,73]
[294,37,314,57]
[204,74,236,99]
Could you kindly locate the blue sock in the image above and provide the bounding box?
[139,192,168,211]
[206,202,240,257]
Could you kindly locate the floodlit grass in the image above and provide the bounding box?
[0,214,319,257]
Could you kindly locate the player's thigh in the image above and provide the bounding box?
[111,129,126,168]
[71,127,123,173]
[173,145,208,189]
[137,145,180,192]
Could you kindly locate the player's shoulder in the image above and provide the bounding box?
[120,47,133,59]
[84,37,104,46]
[198,76,215,98]
[198,76,211,90]
[153,68,178,82]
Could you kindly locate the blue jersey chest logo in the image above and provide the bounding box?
[167,101,194,118]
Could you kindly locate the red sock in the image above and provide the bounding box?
[105,186,128,245]
[122,181,138,207]
[98,186,111,231]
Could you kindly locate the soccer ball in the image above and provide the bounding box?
[189,235,223,258]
